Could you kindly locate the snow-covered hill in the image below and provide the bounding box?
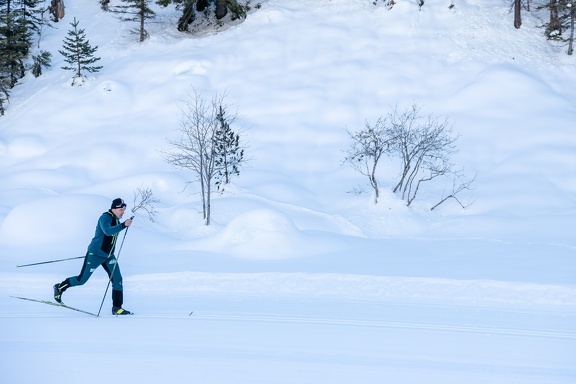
[1,1,575,383]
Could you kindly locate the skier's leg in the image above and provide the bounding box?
[102,257,130,314]
[101,256,123,291]
[54,252,103,302]
[67,252,105,287]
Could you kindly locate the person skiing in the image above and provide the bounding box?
[53,198,134,315]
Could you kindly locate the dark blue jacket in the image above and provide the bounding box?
[87,210,127,257]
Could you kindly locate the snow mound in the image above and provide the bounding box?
[0,194,108,248]
[199,208,308,260]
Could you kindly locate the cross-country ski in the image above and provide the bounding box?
[10,296,98,317]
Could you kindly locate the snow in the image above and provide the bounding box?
[1,0,575,383]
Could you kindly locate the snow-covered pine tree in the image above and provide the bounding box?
[58,17,102,85]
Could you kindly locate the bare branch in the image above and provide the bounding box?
[430,173,477,211]
[132,185,160,222]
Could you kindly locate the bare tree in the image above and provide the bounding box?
[343,117,396,204]
[344,102,474,209]
[160,90,246,225]
[132,185,160,222]
[389,103,459,205]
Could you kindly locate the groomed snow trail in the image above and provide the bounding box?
[1,273,575,384]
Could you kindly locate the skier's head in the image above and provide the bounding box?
[111,198,127,210]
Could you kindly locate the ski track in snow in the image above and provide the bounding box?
[2,268,575,383]
[2,291,575,384]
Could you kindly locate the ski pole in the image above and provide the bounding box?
[16,256,84,268]
[97,216,133,317]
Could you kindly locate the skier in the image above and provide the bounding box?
[53,198,133,315]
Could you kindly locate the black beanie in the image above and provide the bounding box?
[111,198,127,209]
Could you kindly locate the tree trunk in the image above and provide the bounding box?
[568,5,575,55]
[514,0,522,29]
[140,11,146,42]
[549,0,562,36]
[205,179,211,225]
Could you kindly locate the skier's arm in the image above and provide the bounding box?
[99,214,126,236]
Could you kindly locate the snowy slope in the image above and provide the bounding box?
[0,0,575,383]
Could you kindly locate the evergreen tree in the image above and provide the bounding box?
[0,0,34,87]
[31,49,51,77]
[58,17,102,85]
[114,0,156,42]
[19,0,45,34]
[214,104,244,190]
[0,9,8,101]
[0,0,46,114]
